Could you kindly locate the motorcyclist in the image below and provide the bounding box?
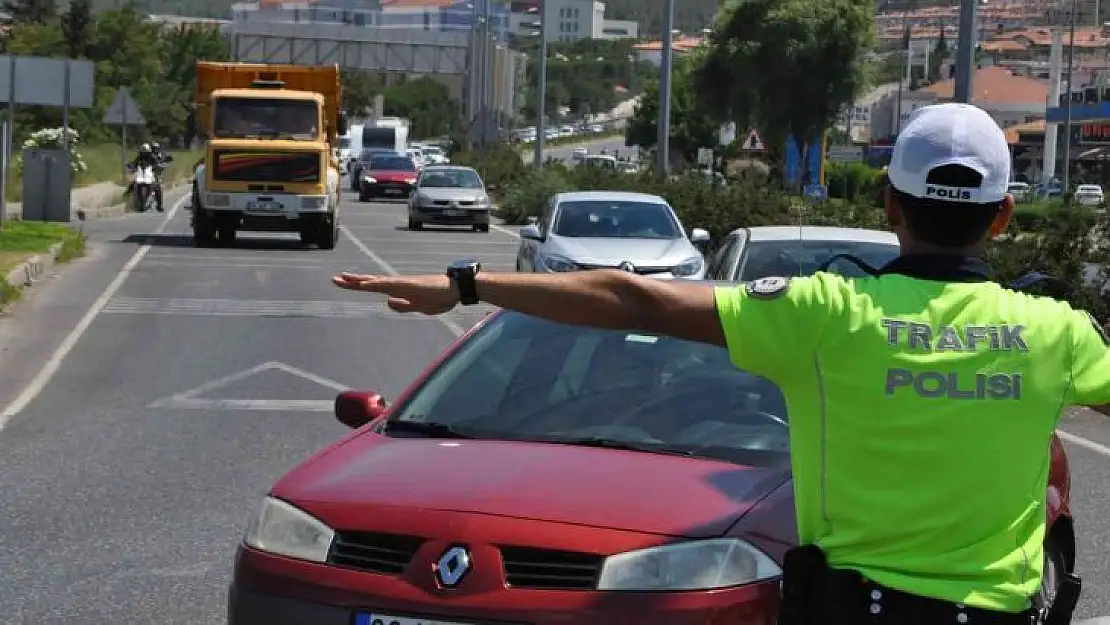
[129,143,164,212]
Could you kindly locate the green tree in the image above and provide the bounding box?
[625,53,720,162]
[3,0,56,24]
[61,0,92,58]
[382,77,459,139]
[521,39,655,121]
[341,69,379,116]
[693,0,875,186]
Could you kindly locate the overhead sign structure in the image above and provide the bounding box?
[740,128,766,151]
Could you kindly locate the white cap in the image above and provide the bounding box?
[887,103,1010,204]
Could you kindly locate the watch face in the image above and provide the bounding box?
[448,259,480,272]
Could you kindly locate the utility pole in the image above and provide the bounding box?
[894,6,910,136]
[953,0,979,102]
[533,0,547,167]
[1063,0,1077,193]
[656,0,675,174]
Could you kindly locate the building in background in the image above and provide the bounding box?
[508,0,638,41]
[631,36,704,66]
[231,0,510,39]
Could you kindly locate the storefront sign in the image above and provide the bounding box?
[1078,122,1110,144]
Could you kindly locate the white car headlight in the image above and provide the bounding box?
[244,497,334,563]
[671,256,704,277]
[596,538,781,591]
[543,254,578,272]
[363,176,377,184]
[405,177,417,185]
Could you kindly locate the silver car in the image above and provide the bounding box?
[408,165,493,232]
[516,191,710,279]
[705,225,900,280]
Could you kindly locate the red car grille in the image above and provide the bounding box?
[328,531,425,574]
[499,546,602,590]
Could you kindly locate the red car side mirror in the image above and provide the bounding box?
[334,390,390,429]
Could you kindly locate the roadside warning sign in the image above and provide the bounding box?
[740,128,765,151]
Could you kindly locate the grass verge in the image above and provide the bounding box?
[0,221,86,307]
[6,146,203,202]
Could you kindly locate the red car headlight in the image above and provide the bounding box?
[596,538,781,591]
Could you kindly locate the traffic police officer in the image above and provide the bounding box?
[332,103,1108,624]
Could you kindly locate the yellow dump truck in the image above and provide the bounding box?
[191,62,346,248]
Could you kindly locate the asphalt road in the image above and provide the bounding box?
[527,135,631,164]
[0,180,1105,623]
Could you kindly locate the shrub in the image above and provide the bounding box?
[499,168,574,224]
[826,162,883,202]
[15,127,88,173]
[451,144,529,190]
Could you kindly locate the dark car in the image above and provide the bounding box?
[358,153,419,201]
[228,309,1076,625]
[349,149,397,191]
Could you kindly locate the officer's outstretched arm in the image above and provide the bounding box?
[1069,310,1110,415]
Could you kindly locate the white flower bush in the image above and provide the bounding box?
[15,127,88,173]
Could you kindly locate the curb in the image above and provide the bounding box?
[5,241,63,290]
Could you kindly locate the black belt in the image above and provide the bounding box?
[780,546,1041,625]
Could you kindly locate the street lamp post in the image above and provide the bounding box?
[533,0,547,167]
[953,0,980,102]
[895,6,909,136]
[656,0,675,174]
[1062,0,1077,193]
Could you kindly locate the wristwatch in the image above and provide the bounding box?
[447,259,481,305]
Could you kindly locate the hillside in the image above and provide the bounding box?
[605,0,720,35]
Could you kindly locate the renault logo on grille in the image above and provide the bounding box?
[619,261,636,273]
[434,546,471,587]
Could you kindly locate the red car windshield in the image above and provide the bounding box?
[388,312,789,466]
[368,155,416,171]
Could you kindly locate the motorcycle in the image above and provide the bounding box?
[128,163,158,212]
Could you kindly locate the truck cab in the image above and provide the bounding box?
[192,63,345,249]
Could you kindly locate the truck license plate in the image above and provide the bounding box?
[355,613,469,625]
[247,201,282,212]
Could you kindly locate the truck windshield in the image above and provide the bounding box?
[362,127,397,151]
[213,97,319,140]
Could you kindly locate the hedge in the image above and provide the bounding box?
[480,159,1110,318]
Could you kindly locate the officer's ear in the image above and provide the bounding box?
[883,183,905,229]
[988,194,1015,239]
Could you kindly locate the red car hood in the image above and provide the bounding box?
[365,169,416,181]
[275,436,789,538]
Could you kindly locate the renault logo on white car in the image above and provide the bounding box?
[434,546,471,587]
[619,261,635,272]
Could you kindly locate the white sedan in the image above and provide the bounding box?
[515,191,710,279]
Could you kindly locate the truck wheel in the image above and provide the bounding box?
[193,209,216,247]
[316,218,338,250]
[216,222,237,247]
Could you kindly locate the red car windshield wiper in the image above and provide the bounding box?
[385,419,475,439]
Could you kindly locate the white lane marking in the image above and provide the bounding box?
[101,297,423,319]
[491,224,520,238]
[149,361,348,411]
[0,193,188,425]
[369,251,517,258]
[1057,429,1110,456]
[342,236,520,246]
[142,260,330,270]
[144,253,325,264]
[1074,618,1110,624]
[339,225,465,336]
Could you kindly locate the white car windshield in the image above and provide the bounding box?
[739,240,900,280]
[420,169,483,189]
[553,200,681,239]
[389,312,789,466]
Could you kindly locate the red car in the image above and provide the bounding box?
[228,310,1076,625]
[358,153,418,202]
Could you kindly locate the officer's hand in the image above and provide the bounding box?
[332,272,457,315]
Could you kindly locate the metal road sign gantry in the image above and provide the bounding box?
[230,22,469,74]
